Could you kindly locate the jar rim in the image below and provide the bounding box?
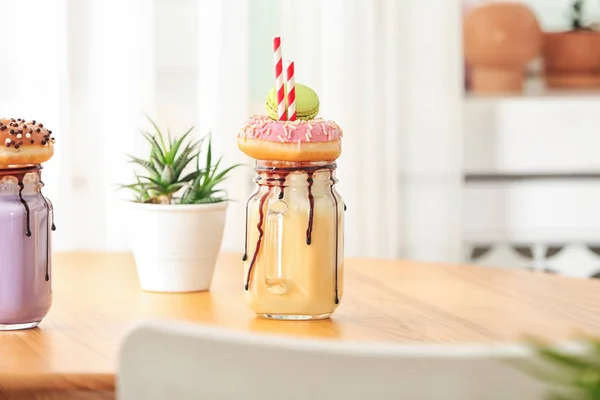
[0,164,42,177]
[254,160,336,173]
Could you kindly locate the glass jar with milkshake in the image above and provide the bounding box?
[237,41,345,320]
[0,118,56,330]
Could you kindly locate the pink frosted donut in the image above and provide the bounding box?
[237,115,343,162]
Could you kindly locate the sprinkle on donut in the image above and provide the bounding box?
[0,118,55,149]
[238,115,342,144]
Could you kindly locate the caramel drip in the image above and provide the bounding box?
[244,189,271,291]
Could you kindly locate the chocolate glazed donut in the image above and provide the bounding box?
[0,118,56,168]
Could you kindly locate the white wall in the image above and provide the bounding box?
[466,0,600,31]
[520,0,600,30]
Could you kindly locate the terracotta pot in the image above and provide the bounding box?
[463,2,542,93]
[543,31,600,88]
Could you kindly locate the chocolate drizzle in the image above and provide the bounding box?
[244,162,340,295]
[265,177,287,194]
[17,181,31,237]
[243,174,286,263]
[245,190,270,290]
[306,174,315,245]
[1,165,54,282]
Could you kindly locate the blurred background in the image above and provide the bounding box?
[3,0,600,278]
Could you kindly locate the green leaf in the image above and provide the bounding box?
[179,169,203,183]
[145,115,167,154]
[173,144,199,177]
[139,176,169,192]
[160,165,176,184]
[212,163,244,183]
[127,155,161,180]
[166,183,185,193]
[117,182,144,190]
[151,156,164,175]
[167,126,194,164]
[141,131,166,164]
[205,133,212,178]
[537,349,594,372]
[193,197,225,204]
[127,155,153,171]
[516,339,600,400]
[547,393,582,400]
[208,156,222,180]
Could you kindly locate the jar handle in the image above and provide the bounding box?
[264,198,288,295]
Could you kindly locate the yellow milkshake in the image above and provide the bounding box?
[243,163,344,319]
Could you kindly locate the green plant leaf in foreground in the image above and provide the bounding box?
[516,338,600,400]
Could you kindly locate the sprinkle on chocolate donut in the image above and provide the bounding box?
[0,118,55,167]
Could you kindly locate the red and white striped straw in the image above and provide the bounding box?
[286,60,296,121]
[273,37,287,121]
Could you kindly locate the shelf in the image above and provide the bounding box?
[464,77,600,104]
[464,172,600,182]
[463,77,600,174]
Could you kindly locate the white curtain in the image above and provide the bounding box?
[0,0,154,251]
[196,0,251,255]
[67,0,155,251]
[0,0,70,250]
[1,0,464,263]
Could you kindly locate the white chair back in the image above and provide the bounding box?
[117,320,561,400]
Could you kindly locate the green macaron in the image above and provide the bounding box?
[265,83,320,120]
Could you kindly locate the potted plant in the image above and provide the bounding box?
[120,117,242,293]
[463,2,542,93]
[543,0,600,88]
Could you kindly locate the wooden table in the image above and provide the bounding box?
[2,253,600,398]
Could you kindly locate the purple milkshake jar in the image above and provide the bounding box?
[0,165,55,330]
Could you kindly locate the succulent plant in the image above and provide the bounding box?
[568,0,596,30]
[180,134,243,204]
[120,116,241,205]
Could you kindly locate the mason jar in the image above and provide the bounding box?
[243,160,344,320]
[0,165,54,330]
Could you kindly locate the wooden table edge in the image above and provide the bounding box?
[0,373,115,397]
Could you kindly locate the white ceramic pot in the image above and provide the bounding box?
[127,202,228,292]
